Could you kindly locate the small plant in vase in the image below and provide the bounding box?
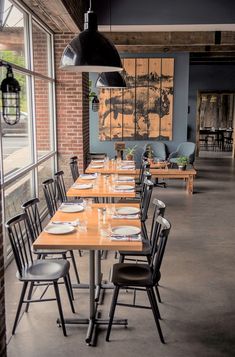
[125,145,137,160]
[176,156,189,171]
[145,144,154,164]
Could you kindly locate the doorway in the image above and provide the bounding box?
[196,91,235,157]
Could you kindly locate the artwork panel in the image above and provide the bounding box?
[123,58,135,87]
[136,58,149,87]
[99,88,111,141]
[135,87,148,139]
[110,88,123,140]
[123,88,135,140]
[160,58,174,141]
[149,58,161,88]
[148,111,160,139]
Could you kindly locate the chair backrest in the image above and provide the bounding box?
[149,198,166,246]
[177,142,196,164]
[54,170,67,203]
[150,215,171,284]
[139,159,150,183]
[70,156,79,182]
[87,152,107,163]
[6,213,34,277]
[42,178,57,217]
[21,198,42,242]
[140,178,154,222]
[154,142,167,161]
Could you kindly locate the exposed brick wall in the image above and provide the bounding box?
[0,197,6,357]
[54,33,90,187]
[32,23,51,154]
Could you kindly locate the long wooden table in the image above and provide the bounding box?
[150,167,197,194]
[86,160,139,176]
[67,173,136,199]
[33,203,142,345]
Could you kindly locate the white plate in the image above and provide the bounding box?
[90,164,104,168]
[111,226,141,236]
[117,176,134,182]
[115,185,134,191]
[120,165,135,170]
[73,183,93,190]
[116,207,140,215]
[44,225,75,235]
[59,205,84,213]
[79,174,96,180]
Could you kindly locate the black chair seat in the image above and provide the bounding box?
[112,263,154,287]
[17,259,70,282]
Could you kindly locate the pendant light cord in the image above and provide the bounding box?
[89,0,92,10]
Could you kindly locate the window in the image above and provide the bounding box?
[0,0,56,265]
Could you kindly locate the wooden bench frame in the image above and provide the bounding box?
[150,168,197,194]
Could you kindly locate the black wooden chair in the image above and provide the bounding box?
[6,213,75,336]
[106,215,171,344]
[42,179,81,280]
[54,170,68,203]
[70,156,79,182]
[87,152,107,164]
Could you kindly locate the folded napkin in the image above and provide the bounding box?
[80,173,97,178]
[110,234,142,241]
[112,214,139,219]
[115,179,135,183]
[114,189,135,193]
[119,166,135,170]
[72,184,93,189]
[51,220,79,227]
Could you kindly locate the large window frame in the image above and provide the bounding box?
[0,0,57,265]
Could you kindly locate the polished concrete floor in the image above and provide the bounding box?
[5,156,235,357]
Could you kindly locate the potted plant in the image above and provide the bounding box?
[176,156,189,171]
[125,145,137,160]
[145,144,155,164]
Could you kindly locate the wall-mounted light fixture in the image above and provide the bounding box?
[0,60,21,125]
[91,95,100,112]
[60,0,123,73]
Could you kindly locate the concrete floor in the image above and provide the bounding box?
[5,156,235,357]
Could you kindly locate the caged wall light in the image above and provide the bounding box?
[0,60,21,125]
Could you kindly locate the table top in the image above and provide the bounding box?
[67,174,136,198]
[33,203,142,251]
[86,160,139,176]
[150,168,197,176]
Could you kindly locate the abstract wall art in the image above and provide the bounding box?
[98,58,174,141]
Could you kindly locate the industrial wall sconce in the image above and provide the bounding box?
[0,60,21,125]
[91,95,100,112]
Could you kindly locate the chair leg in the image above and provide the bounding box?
[67,272,74,301]
[119,254,125,263]
[70,250,80,284]
[12,281,28,334]
[147,288,165,344]
[141,222,148,240]
[53,282,67,336]
[25,282,34,312]
[155,285,162,303]
[63,275,75,313]
[106,286,120,341]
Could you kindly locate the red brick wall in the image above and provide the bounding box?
[54,33,90,186]
[32,23,51,153]
[0,198,6,357]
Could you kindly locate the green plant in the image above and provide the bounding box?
[125,145,137,155]
[145,144,154,158]
[176,156,189,166]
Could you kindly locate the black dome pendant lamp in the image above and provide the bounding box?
[60,0,123,73]
[96,72,126,88]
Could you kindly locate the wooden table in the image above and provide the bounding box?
[67,174,136,199]
[33,203,142,345]
[150,168,197,194]
[86,160,139,176]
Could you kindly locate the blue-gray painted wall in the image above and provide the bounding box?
[94,0,235,26]
[188,65,235,142]
[89,53,189,163]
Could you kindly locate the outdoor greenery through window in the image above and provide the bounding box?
[0,0,56,264]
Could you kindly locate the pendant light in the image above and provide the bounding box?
[0,61,21,125]
[60,0,123,73]
[96,72,126,88]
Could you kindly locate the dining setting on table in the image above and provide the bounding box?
[6,154,171,346]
